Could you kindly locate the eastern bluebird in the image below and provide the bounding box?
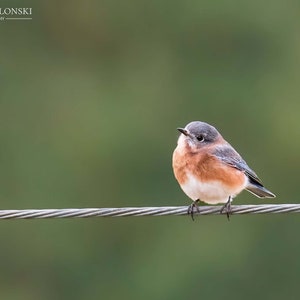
[172,121,275,219]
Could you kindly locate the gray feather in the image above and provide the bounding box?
[213,145,275,198]
[246,184,275,198]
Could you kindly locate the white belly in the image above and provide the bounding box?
[180,173,248,204]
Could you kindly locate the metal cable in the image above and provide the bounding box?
[0,204,298,219]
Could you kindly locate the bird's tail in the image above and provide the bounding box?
[246,184,276,198]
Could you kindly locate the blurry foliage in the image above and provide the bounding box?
[0,0,299,299]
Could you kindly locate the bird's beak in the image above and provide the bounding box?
[177,127,194,139]
[177,128,189,136]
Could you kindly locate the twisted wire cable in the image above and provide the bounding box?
[0,204,298,219]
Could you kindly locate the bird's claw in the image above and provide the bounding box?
[187,200,200,221]
[220,197,232,221]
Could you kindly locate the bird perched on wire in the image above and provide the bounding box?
[172,121,275,220]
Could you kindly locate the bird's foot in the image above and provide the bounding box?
[187,200,200,221]
[220,196,232,221]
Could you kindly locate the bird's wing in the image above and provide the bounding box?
[212,145,263,186]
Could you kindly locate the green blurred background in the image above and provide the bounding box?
[0,0,299,299]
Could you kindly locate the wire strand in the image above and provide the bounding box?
[0,204,298,219]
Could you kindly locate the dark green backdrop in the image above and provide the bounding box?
[0,0,299,299]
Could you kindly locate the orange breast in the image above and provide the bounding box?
[172,145,246,191]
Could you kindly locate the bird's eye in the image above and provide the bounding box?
[196,135,204,142]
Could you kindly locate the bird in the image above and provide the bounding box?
[172,121,275,220]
